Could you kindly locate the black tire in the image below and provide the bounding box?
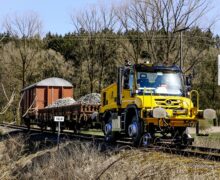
[24,118,30,130]
[104,116,118,143]
[129,115,143,147]
[40,123,44,132]
[51,122,56,133]
[70,121,78,134]
[171,127,186,138]
[172,127,193,146]
[75,122,81,134]
[40,121,47,132]
[182,133,193,146]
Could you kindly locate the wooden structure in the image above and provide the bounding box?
[21,77,73,116]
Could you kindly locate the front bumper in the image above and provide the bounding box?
[143,117,197,127]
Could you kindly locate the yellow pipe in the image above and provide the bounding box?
[151,90,153,109]
[190,90,199,110]
[143,87,146,108]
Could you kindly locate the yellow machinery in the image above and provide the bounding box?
[99,63,216,146]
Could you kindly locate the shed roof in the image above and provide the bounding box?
[21,77,73,92]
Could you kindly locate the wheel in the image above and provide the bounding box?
[104,114,118,143]
[104,120,118,143]
[171,127,185,137]
[182,133,193,146]
[40,123,44,132]
[142,133,152,147]
[172,127,193,146]
[40,121,47,132]
[75,122,81,134]
[51,122,56,133]
[128,115,143,146]
[70,121,78,134]
[24,118,30,130]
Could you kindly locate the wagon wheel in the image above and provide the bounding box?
[24,117,30,130]
[51,121,56,133]
[40,121,47,132]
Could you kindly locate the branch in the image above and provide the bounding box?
[22,96,37,117]
[1,83,9,101]
[0,90,15,115]
[16,92,24,121]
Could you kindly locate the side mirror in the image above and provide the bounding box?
[186,75,192,86]
[185,75,192,95]
[123,68,130,89]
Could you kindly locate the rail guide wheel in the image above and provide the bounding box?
[142,133,152,147]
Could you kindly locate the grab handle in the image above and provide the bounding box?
[190,90,199,110]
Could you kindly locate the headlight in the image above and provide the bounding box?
[153,107,166,118]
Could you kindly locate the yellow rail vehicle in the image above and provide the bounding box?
[99,63,216,146]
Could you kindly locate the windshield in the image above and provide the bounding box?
[136,71,184,96]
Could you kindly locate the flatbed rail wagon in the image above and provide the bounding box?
[25,103,100,132]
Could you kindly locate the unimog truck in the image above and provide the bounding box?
[99,62,216,146]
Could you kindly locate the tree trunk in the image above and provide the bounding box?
[22,61,25,88]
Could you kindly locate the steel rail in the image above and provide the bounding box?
[151,146,220,161]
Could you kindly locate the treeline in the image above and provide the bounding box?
[0,0,220,121]
[1,28,219,104]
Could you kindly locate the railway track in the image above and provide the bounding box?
[148,144,220,161]
[0,123,105,143]
[1,123,220,161]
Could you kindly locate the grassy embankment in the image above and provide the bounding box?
[0,129,220,179]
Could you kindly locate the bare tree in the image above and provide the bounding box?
[3,12,43,88]
[71,6,118,93]
[4,12,42,38]
[71,8,98,93]
[72,5,117,34]
[0,83,15,116]
[116,0,212,69]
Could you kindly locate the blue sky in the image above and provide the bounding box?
[0,0,220,36]
[0,0,111,35]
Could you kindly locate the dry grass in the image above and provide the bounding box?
[193,134,220,149]
[199,120,212,131]
[0,136,220,180]
[0,134,26,179]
